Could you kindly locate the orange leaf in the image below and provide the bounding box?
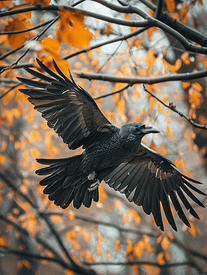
[30,147,39,159]
[133,241,144,257]
[22,0,50,6]
[114,199,122,211]
[122,212,127,225]
[166,125,173,140]
[105,253,113,261]
[126,238,133,254]
[68,211,75,219]
[114,239,120,252]
[104,22,112,36]
[189,223,196,237]
[165,0,175,11]
[5,18,32,48]
[161,236,170,251]
[166,58,182,71]
[182,82,190,89]
[96,242,102,257]
[157,252,165,265]
[40,37,60,58]
[83,249,94,262]
[181,52,190,65]
[57,10,93,48]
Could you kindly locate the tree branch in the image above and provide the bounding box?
[63,27,148,60]
[42,211,158,238]
[0,246,71,270]
[84,260,195,269]
[73,69,207,85]
[139,0,207,46]
[143,85,207,131]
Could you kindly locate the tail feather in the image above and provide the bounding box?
[36,156,99,209]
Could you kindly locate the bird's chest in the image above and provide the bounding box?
[82,136,138,172]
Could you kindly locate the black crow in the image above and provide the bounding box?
[17,59,206,231]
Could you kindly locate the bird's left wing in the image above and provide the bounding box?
[17,59,117,150]
[105,143,206,231]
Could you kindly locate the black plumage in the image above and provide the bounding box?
[17,59,206,231]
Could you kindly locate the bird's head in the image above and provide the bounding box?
[119,122,160,145]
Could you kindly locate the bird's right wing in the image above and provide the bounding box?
[17,59,117,150]
[105,143,206,231]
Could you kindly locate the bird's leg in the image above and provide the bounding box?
[88,171,96,181]
[87,171,100,192]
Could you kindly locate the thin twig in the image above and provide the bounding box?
[143,85,207,131]
[0,246,71,270]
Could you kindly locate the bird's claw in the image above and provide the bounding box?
[88,179,100,192]
[88,171,96,181]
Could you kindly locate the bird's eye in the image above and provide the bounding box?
[139,125,145,129]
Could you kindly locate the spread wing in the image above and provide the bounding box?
[105,143,206,231]
[17,59,117,149]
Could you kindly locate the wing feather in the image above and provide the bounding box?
[105,143,206,231]
[17,58,117,150]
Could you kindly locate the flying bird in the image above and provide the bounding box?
[17,59,206,231]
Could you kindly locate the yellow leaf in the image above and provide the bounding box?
[57,10,93,48]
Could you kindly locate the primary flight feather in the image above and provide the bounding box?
[17,58,206,231]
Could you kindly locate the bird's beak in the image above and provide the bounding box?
[142,126,160,134]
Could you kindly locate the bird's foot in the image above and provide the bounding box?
[88,179,100,192]
[88,171,96,181]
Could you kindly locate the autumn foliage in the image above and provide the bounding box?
[0,0,207,275]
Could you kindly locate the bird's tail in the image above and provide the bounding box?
[36,155,99,209]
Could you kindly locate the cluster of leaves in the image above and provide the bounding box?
[0,0,207,274]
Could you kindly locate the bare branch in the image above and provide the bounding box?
[95,84,131,100]
[73,69,207,85]
[63,27,148,60]
[0,214,29,237]
[143,85,207,131]
[154,0,163,19]
[84,260,195,269]
[0,246,71,270]
[43,211,158,238]
[139,0,207,46]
